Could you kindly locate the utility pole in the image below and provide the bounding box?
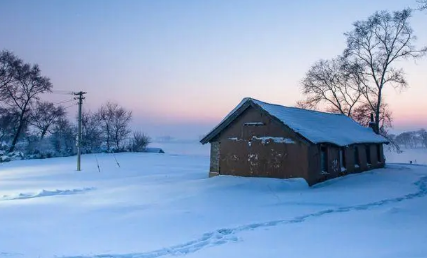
[74,91,86,171]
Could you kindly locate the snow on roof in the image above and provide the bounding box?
[201,98,388,146]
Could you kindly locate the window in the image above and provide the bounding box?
[243,122,265,126]
[340,148,346,171]
[366,145,371,165]
[354,146,360,168]
[376,144,382,163]
[321,146,328,173]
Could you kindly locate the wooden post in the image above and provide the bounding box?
[74,91,86,171]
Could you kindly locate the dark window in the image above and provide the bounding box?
[377,144,382,163]
[354,146,360,167]
[366,145,371,165]
[340,148,346,170]
[243,122,265,126]
[321,146,328,172]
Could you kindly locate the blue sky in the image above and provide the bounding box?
[0,0,426,139]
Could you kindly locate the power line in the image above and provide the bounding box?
[52,89,74,93]
[54,99,75,105]
[50,90,74,95]
[63,103,77,109]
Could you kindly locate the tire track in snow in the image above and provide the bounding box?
[65,173,427,258]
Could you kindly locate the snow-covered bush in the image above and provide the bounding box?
[130,131,151,152]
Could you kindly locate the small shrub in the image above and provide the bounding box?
[131,132,151,152]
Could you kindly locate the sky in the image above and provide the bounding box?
[0,0,426,139]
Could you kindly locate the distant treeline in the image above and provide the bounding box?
[388,129,427,149]
[0,50,150,162]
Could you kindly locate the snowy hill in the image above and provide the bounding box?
[0,151,426,258]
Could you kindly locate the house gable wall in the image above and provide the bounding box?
[212,106,310,180]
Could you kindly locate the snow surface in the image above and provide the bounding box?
[1,187,95,201]
[385,148,427,165]
[203,98,388,146]
[0,147,427,258]
[150,140,209,156]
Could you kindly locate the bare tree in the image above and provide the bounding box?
[0,51,20,98]
[298,56,364,116]
[0,51,53,152]
[419,129,427,148]
[344,9,427,133]
[418,0,427,10]
[50,118,76,156]
[97,102,132,151]
[131,131,150,152]
[352,101,392,129]
[81,110,103,153]
[352,101,401,152]
[0,107,19,142]
[395,131,418,148]
[97,103,113,151]
[111,105,132,150]
[29,101,65,140]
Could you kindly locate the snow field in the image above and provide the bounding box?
[0,146,426,258]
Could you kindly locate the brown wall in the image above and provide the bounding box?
[343,147,353,171]
[306,143,385,185]
[307,145,322,185]
[307,145,341,185]
[212,106,310,180]
[379,144,385,163]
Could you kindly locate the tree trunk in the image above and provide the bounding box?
[40,127,48,140]
[106,124,110,151]
[375,90,382,134]
[9,110,26,152]
[115,130,120,150]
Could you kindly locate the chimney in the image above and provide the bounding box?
[368,113,379,134]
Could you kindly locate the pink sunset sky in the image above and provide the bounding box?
[1,0,426,139]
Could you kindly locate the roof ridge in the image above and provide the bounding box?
[249,98,348,117]
[201,97,388,146]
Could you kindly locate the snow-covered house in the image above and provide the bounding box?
[200,98,389,186]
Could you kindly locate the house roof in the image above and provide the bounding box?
[200,98,389,146]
